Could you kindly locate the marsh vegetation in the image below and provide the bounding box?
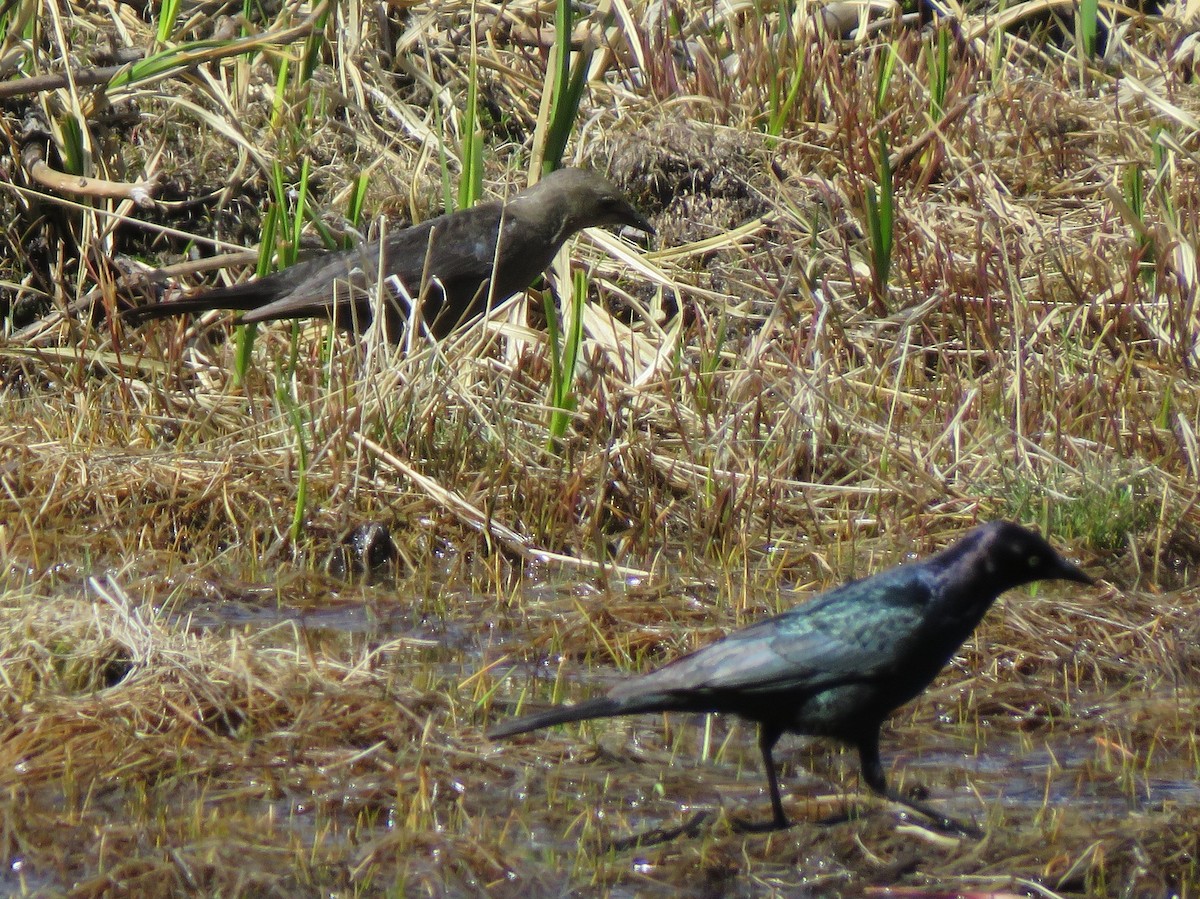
[2,0,1199,894]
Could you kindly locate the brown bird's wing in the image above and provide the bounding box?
[239,204,510,337]
[237,218,440,324]
[122,243,391,327]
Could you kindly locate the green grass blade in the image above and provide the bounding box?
[155,0,180,45]
[1078,0,1099,60]
[542,0,591,175]
[458,40,483,210]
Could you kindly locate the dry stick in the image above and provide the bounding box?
[137,250,264,283]
[0,64,126,100]
[600,810,714,852]
[21,141,158,208]
[889,94,976,173]
[0,5,329,101]
[355,433,651,579]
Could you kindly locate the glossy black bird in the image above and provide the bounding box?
[125,167,654,341]
[488,521,1093,833]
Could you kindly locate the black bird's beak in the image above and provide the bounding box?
[1057,557,1095,586]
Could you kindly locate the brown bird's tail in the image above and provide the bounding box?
[123,281,285,324]
[487,696,634,740]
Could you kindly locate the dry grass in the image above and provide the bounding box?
[2,0,1200,894]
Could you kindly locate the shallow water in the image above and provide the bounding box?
[177,568,1200,833]
[899,738,1200,813]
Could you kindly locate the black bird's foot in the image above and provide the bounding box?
[884,790,983,839]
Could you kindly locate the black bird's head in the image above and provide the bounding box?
[962,520,1094,593]
[520,167,656,239]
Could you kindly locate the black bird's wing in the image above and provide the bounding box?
[489,563,948,738]
[611,565,939,703]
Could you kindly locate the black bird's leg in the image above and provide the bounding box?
[857,735,982,838]
[731,725,790,833]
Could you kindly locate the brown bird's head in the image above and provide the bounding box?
[514,168,655,241]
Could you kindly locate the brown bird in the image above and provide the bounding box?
[125,167,654,341]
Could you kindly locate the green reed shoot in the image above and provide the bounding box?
[989,0,1009,75]
[282,393,310,544]
[1077,0,1099,60]
[300,3,329,87]
[865,132,894,306]
[695,317,728,413]
[875,43,898,115]
[1152,131,1177,230]
[929,26,950,122]
[767,15,805,138]
[57,115,85,176]
[345,172,370,249]
[1123,163,1155,289]
[233,159,310,384]
[155,0,180,44]
[545,268,587,447]
[459,39,484,211]
[271,52,290,129]
[0,0,37,60]
[542,0,591,175]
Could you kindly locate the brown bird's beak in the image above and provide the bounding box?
[628,210,656,236]
[615,202,655,237]
[1056,557,1095,586]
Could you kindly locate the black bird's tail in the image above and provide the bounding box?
[487,697,635,740]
